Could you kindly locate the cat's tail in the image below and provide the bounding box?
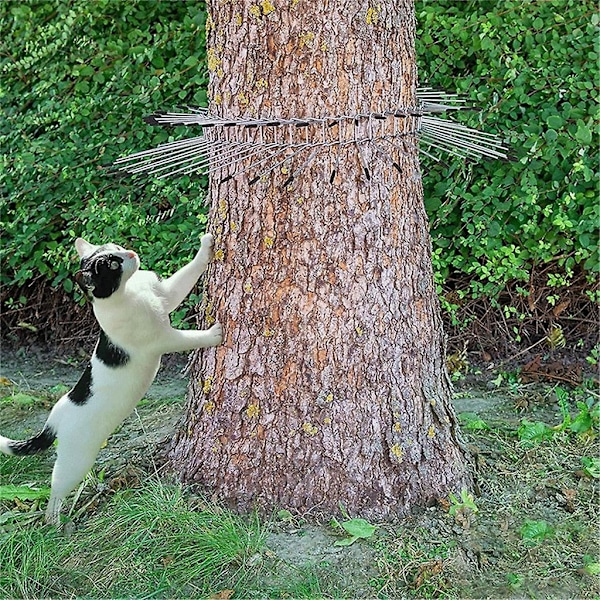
[0,426,56,456]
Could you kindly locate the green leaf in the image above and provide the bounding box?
[425,196,442,212]
[151,55,164,69]
[458,413,490,431]
[78,65,94,77]
[581,457,600,479]
[183,55,199,67]
[334,536,360,547]
[333,517,377,546]
[575,122,592,145]
[517,420,554,446]
[340,518,377,539]
[0,484,51,501]
[546,115,563,129]
[583,562,600,576]
[520,519,554,544]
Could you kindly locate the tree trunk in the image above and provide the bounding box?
[169,0,472,518]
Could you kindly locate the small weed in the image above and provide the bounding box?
[519,519,555,545]
[490,370,522,391]
[580,456,600,479]
[331,516,377,547]
[585,343,600,366]
[569,397,599,437]
[0,392,39,406]
[446,489,479,530]
[582,555,600,576]
[517,387,599,447]
[48,384,70,397]
[448,489,478,517]
[517,419,555,446]
[506,572,524,590]
[458,412,490,431]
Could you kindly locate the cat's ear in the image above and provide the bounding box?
[75,237,97,258]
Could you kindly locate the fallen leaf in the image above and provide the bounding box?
[210,590,235,600]
[552,299,570,317]
[413,560,443,589]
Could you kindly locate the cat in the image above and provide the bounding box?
[0,233,223,525]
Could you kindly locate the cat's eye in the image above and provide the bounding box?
[109,261,120,270]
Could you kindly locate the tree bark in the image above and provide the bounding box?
[169,0,472,518]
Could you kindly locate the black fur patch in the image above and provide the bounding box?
[69,363,93,405]
[97,329,129,367]
[10,426,56,455]
[78,253,124,299]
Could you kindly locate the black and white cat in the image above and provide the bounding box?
[0,233,223,525]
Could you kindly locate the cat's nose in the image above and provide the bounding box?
[126,251,137,259]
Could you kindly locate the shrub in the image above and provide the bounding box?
[417,0,599,300]
[0,0,210,296]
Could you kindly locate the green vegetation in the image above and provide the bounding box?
[331,515,378,547]
[418,0,599,297]
[1,0,597,342]
[0,1,598,595]
[0,482,266,598]
[1,0,210,299]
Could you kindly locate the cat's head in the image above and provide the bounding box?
[74,238,140,299]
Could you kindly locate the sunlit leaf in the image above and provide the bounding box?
[340,518,377,539]
[0,485,51,501]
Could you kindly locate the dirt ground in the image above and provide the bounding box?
[1,347,598,599]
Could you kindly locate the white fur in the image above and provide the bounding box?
[1,234,222,525]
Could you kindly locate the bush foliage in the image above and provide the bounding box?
[1,0,210,295]
[1,0,597,340]
[418,0,598,304]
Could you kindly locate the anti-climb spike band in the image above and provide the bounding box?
[113,88,509,185]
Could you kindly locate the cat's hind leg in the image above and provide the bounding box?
[45,434,104,526]
[160,233,215,313]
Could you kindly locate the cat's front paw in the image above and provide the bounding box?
[206,321,223,347]
[200,233,214,255]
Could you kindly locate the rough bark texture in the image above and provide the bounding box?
[169,0,472,518]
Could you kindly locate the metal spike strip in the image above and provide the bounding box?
[113,89,509,183]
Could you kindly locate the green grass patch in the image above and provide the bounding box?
[0,482,266,599]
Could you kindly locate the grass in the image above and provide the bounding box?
[1,482,266,598]
[1,378,599,598]
[370,422,600,599]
